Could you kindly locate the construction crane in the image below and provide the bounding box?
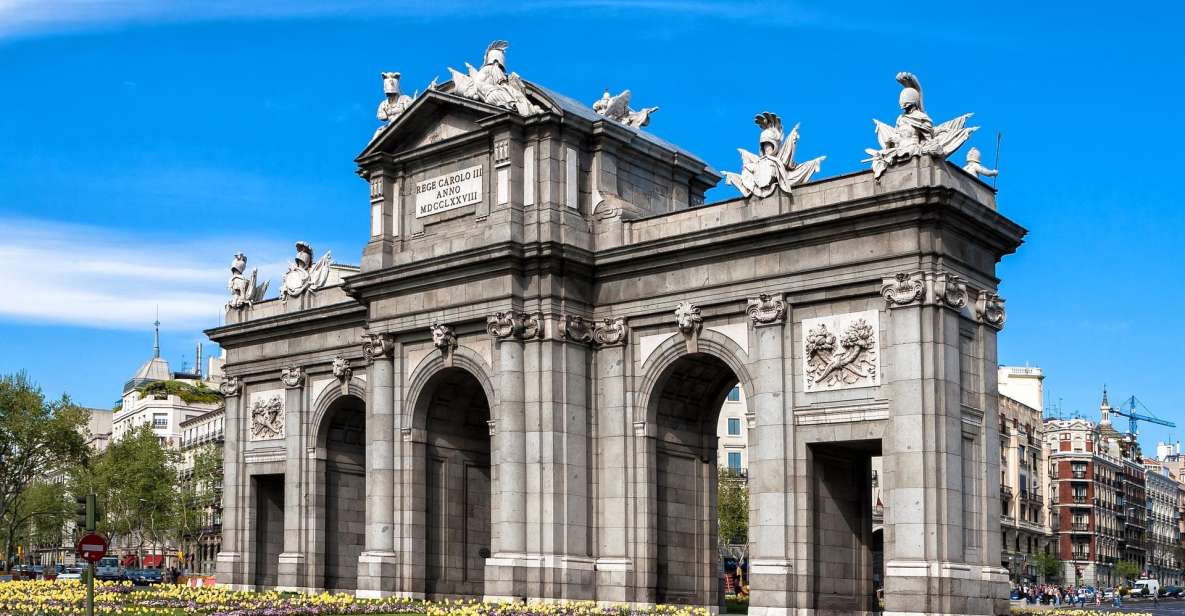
[1110,395,1175,438]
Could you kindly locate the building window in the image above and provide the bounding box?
[727,418,741,436]
[153,413,168,429]
[727,451,742,471]
[727,386,741,402]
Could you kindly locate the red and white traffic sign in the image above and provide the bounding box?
[76,533,108,563]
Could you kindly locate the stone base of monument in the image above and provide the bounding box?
[883,562,1010,616]
[355,551,399,598]
[483,555,597,603]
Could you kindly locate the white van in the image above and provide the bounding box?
[1134,578,1160,597]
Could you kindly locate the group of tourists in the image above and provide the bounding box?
[1015,584,1110,607]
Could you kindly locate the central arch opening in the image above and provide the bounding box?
[421,367,491,599]
[650,352,743,606]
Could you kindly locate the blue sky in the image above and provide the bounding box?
[1,1,1182,451]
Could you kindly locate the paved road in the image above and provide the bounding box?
[1014,599,1185,614]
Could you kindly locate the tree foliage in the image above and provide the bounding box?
[718,469,748,545]
[135,380,222,406]
[1032,551,1061,581]
[0,373,88,563]
[75,423,180,556]
[177,444,223,546]
[1115,559,1141,583]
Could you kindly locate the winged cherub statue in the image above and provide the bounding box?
[723,112,825,199]
[864,72,977,179]
[226,252,269,310]
[280,241,333,302]
[592,89,659,128]
[447,40,541,116]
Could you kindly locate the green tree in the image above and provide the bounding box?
[718,470,748,545]
[1115,559,1141,584]
[0,372,88,564]
[1032,551,1061,582]
[77,424,180,562]
[177,444,223,558]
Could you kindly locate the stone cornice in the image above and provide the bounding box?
[205,301,366,347]
[342,241,595,302]
[594,186,1025,283]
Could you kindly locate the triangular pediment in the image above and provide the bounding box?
[357,90,511,161]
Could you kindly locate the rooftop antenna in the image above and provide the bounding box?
[153,306,161,359]
[195,343,203,378]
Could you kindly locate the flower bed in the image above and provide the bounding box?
[0,581,715,616]
[1010,609,1152,616]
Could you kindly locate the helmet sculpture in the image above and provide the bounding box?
[484,40,508,69]
[382,72,401,96]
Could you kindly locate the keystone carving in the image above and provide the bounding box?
[430,323,458,361]
[331,355,352,384]
[974,290,1006,329]
[804,316,879,390]
[747,293,787,326]
[592,317,628,347]
[881,271,926,307]
[558,315,594,344]
[218,376,242,397]
[487,311,542,340]
[361,332,395,363]
[674,301,703,352]
[249,395,284,440]
[280,366,305,388]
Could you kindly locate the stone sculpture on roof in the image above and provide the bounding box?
[592,89,659,128]
[864,72,977,179]
[280,241,333,302]
[448,40,541,116]
[373,72,415,138]
[962,146,998,179]
[226,252,269,310]
[723,112,824,199]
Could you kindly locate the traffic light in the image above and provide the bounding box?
[74,494,99,532]
[75,496,88,529]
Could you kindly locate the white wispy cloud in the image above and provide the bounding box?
[0,0,862,41]
[0,216,291,331]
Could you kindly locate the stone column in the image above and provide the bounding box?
[277,367,307,591]
[594,332,632,603]
[487,324,527,601]
[359,334,399,597]
[743,295,798,616]
[215,377,248,590]
[881,272,1006,616]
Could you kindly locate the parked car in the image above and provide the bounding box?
[126,568,163,585]
[95,556,125,581]
[1134,579,1160,597]
[57,567,83,581]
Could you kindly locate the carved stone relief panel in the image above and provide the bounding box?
[801,309,881,392]
[248,389,286,441]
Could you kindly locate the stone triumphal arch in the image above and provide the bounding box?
[208,42,1023,616]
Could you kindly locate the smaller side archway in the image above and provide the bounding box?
[314,394,366,592]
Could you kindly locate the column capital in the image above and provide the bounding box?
[486,311,542,341]
[746,293,787,327]
[218,376,242,397]
[593,317,629,347]
[881,271,926,308]
[558,314,593,344]
[974,289,1007,330]
[361,332,395,363]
